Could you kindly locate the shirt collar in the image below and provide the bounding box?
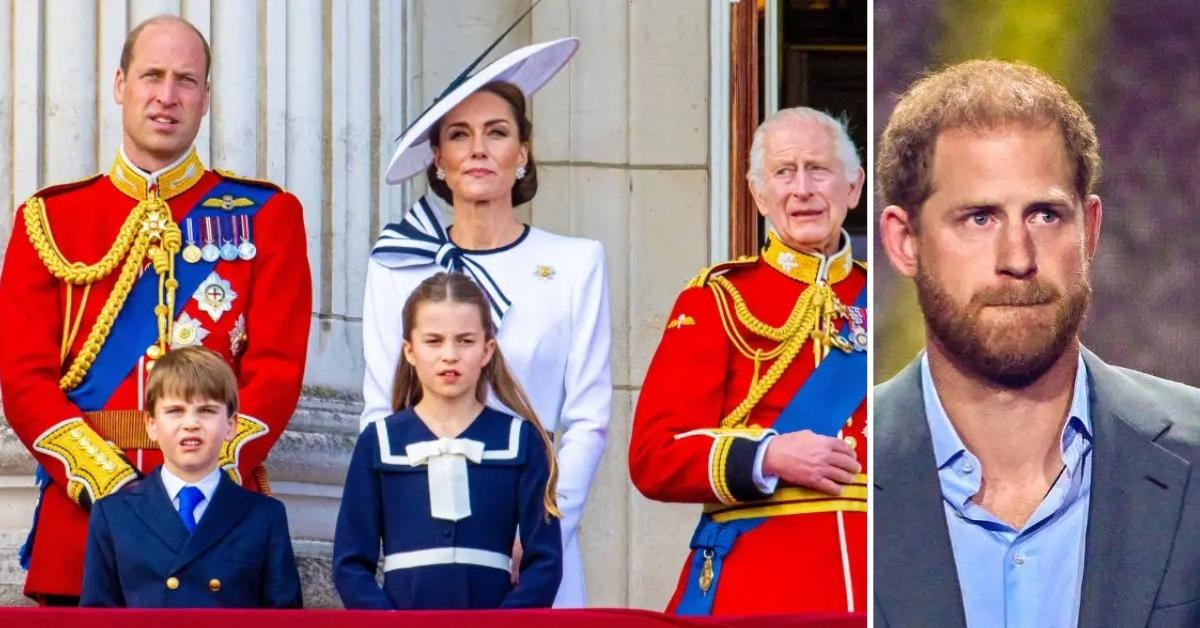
[160,465,222,503]
[921,351,1093,470]
[109,146,206,201]
[760,228,855,285]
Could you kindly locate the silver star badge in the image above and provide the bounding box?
[193,272,238,322]
[172,312,210,348]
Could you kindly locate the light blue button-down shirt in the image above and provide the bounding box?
[922,353,1093,628]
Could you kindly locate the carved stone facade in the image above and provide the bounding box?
[0,0,717,609]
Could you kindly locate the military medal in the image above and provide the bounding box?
[201,217,221,262]
[237,214,257,260]
[182,218,203,264]
[848,305,868,352]
[218,217,239,261]
[193,271,238,321]
[698,549,714,596]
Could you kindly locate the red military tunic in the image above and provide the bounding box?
[0,149,312,598]
[630,231,867,615]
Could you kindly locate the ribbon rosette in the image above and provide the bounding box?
[405,437,486,521]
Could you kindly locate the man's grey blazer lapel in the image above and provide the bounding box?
[1078,349,1191,627]
[874,359,967,628]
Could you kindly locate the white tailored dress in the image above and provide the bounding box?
[360,195,612,608]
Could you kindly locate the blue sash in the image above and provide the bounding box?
[772,286,868,436]
[675,283,867,615]
[19,180,275,570]
[67,180,274,410]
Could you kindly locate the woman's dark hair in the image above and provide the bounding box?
[425,81,538,207]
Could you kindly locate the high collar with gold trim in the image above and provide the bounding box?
[761,229,855,285]
[108,147,206,201]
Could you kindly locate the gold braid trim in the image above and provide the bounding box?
[710,274,819,342]
[710,276,850,428]
[33,418,138,506]
[219,414,270,485]
[23,196,147,285]
[25,194,180,390]
[710,435,737,504]
[57,224,153,390]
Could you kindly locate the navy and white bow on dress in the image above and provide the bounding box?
[370,194,513,322]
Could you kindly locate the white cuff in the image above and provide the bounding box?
[752,434,780,495]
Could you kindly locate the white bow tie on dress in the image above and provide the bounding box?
[405,437,486,521]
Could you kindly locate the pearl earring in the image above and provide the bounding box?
[435,168,446,180]
[515,166,527,180]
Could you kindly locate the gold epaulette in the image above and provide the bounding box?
[218,414,270,485]
[214,168,284,192]
[686,255,758,289]
[23,173,104,206]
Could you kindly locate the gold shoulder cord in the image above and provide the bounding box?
[708,275,851,429]
[23,193,181,390]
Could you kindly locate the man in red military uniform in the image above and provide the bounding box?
[0,15,311,604]
[630,107,867,616]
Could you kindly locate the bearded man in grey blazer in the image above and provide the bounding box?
[874,59,1200,628]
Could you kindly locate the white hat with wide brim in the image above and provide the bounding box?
[384,37,580,185]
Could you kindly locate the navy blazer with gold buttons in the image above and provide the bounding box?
[80,466,302,608]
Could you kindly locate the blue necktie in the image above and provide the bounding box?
[177,486,204,534]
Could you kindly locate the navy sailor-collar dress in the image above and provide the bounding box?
[333,406,563,609]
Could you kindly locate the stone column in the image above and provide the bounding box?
[530,0,713,609]
[0,0,718,609]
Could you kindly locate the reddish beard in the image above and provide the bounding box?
[914,266,1091,388]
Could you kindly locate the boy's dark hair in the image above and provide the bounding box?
[145,346,238,417]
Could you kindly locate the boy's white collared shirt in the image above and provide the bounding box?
[160,465,222,524]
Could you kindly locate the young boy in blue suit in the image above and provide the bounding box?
[80,346,302,608]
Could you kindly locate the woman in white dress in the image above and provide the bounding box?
[359,38,610,608]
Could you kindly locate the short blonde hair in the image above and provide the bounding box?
[145,346,238,417]
[877,59,1100,215]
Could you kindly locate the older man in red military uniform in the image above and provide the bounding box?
[0,15,311,604]
[630,107,867,616]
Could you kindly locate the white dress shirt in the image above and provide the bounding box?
[159,465,222,525]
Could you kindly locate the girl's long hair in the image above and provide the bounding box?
[392,272,561,518]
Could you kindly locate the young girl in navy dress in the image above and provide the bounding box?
[334,272,562,609]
